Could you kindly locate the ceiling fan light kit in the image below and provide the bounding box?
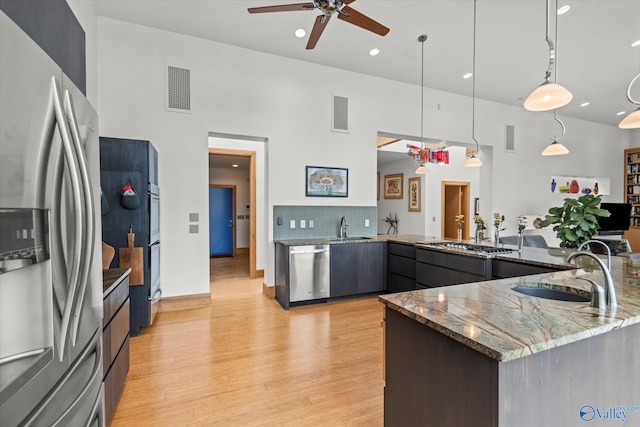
[524,0,573,112]
[248,0,389,50]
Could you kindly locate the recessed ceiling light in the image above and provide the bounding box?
[580,102,590,107]
[232,164,239,168]
[616,111,627,116]
[294,28,306,38]
[632,39,640,48]
[369,48,380,56]
[557,5,571,15]
[462,72,473,79]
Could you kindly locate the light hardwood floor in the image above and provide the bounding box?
[110,262,385,426]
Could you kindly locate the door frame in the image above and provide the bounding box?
[208,148,257,279]
[209,184,236,256]
[441,181,471,240]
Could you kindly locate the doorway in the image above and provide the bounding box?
[442,181,470,240]
[209,185,235,257]
[208,148,257,279]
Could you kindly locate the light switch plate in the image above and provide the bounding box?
[290,220,296,229]
[300,220,306,228]
[309,220,314,228]
[365,219,370,227]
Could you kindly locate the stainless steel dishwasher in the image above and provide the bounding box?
[289,245,330,302]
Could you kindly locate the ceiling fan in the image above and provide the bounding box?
[248,0,390,50]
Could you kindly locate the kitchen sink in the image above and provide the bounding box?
[511,282,591,302]
[327,236,374,242]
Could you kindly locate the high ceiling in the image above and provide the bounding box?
[91,0,640,127]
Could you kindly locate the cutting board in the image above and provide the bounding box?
[102,241,115,269]
[119,232,143,285]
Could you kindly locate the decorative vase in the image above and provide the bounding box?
[569,179,580,194]
[457,228,462,243]
[551,179,556,193]
[517,233,524,253]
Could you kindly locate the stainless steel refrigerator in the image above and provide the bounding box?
[0,10,104,426]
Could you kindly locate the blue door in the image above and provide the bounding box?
[209,187,233,256]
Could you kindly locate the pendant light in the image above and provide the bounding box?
[414,35,429,174]
[619,47,640,128]
[465,0,482,168]
[524,0,572,111]
[541,109,569,156]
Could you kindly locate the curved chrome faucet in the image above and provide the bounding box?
[566,251,617,308]
[339,216,349,239]
[577,239,611,271]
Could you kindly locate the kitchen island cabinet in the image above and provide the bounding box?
[380,251,640,426]
[415,247,490,288]
[387,242,416,292]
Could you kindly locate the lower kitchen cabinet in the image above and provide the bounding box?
[492,259,567,279]
[102,268,131,424]
[387,242,416,293]
[331,242,386,297]
[416,248,490,288]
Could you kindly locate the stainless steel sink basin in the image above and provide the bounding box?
[511,282,591,302]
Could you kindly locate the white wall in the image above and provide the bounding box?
[95,17,630,298]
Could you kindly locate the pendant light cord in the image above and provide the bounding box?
[471,0,478,152]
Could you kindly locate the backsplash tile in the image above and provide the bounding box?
[273,206,378,240]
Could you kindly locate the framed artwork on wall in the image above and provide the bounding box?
[384,173,403,199]
[408,177,421,212]
[377,171,380,200]
[305,166,348,197]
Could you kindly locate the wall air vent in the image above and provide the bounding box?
[166,64,191,113]
[332,94,349,133]
[505,124,515,152]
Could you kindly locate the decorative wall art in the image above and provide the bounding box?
[305,166,348,197]
[408,177,421,212]
[377,171,381,201]
[384,173,403,199]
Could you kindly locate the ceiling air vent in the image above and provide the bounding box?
[166,64,191,113]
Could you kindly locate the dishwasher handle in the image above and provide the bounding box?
[290,248,329,255]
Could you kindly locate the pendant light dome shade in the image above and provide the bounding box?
[541,140,569,156]
[524,81,573,111]
[619,107,640,129]
[415,164,429,174]
[464,153,483,167]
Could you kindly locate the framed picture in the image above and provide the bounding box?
[384,173,403,199]
[408,177,421,212]
[474,197,480,215]
[306,166,348,197]
[377,171,380,200]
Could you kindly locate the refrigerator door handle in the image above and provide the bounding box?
[50,76,84,361]
[63,89,95,346]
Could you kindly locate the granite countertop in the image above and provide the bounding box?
[275,234,439,246]
[380,246,640,362]
[103,267,131,295]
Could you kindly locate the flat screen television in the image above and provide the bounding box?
[598,202,632,234]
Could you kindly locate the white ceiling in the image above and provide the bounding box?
[92,0,640,127]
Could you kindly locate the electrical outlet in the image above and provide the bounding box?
[365,219,370,227]
[300,220,306,229]
[309,220,314,228]
[289,220,296,229]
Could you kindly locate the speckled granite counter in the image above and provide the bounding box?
[380,247,640,362]
[274,234,439,246]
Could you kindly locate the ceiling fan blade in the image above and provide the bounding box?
[337,5,389,36]
[306,14,331,49]
[248,2,316,14]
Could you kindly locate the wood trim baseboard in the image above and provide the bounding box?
[236,247,249,254]
[262,282,275,299]
[257,269,264,278]
[159,293,212,312]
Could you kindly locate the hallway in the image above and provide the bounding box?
[111,259,384,426]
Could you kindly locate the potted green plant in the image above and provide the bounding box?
[538,195,611,249]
